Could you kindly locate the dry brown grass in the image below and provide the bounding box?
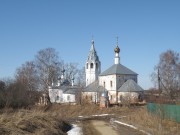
[41,103,131,119]
[0,104,131,135]
[118,106,180,135]
[1,104,180,135]
[0,108,71,135]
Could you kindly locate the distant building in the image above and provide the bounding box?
[48,69,79,104]
[83,38,143,104]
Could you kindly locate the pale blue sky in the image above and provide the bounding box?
[0,0,180,89]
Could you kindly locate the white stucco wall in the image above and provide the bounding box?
[101,91,140,104]
[49,88,76,103]
[99,75,116,90]
[107,91,117,103]
[99,74,137,92]
[82,92,99,103]
[63,94,76,103]
[49,88,63,103]
[85,61,101,86]
[118,92,140,103]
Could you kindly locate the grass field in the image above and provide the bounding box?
[0,104,179,135]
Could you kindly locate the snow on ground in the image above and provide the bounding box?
[92,114,114,117]
[111,119,151,135]
[67,124,83,135]
[78,114,114,118]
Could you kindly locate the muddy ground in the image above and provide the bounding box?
[81,119,145,135]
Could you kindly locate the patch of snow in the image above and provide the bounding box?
[113,120,138,130]
[67,124,83,135]
[78,114,114,118]
[112,120,151,135]
[92,114,114,117]
[118,116,127,118]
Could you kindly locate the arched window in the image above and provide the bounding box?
[120,95,123,101]
[111,95,113,100]
[103,81,106,87]
[56,96,59,101]
[86,63,88,69]
[96,63,98,69]
[110,81,113,87]
[67,95,70,101]
[90,63,93,68]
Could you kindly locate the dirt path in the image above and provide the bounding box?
[82,120,145,135]
[91,120,118,135]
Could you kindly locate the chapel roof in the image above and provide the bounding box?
[49,84,79,95]
[118,79,144,92]
[63,86,79,94]
[99,64,138,76]
[83,80,106,92]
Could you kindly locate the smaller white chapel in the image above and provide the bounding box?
[83,38,144,104]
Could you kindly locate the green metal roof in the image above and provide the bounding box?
[99,64,138,76]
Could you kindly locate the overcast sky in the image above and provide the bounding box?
[0,0,180,89]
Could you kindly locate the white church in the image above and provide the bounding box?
[48,38,144,105]
[83,38,144,104]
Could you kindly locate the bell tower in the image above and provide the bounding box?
[85,39,101,86]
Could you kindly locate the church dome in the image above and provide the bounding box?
[114,45,120,53]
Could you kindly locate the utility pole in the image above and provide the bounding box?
[158,68,161,92]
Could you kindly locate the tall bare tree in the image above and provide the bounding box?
[152,50,180,100]
[64,63,79,82]
[0,81,5,91]
[35,48,63,90]
[76,67,85,87]
[16,61,38,91]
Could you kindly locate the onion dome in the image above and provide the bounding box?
[114,37,120,53]
[114,45,120,53]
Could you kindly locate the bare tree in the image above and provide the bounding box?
[0,81,5,91]
[76,67,85,87]
[64,63,79,82]
[152,50,180,100]
[16,61,38,91]
[35,48,63,91]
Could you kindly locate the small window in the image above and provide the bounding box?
[111,95,113,100]
[103,81,106,87]
[120,95,123,101]
[86,63,88,69]
[67,95,70,101]
[110,81,113,87]
[96,63,98,69]
[90,63,93,68]
[56,96,59,101]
